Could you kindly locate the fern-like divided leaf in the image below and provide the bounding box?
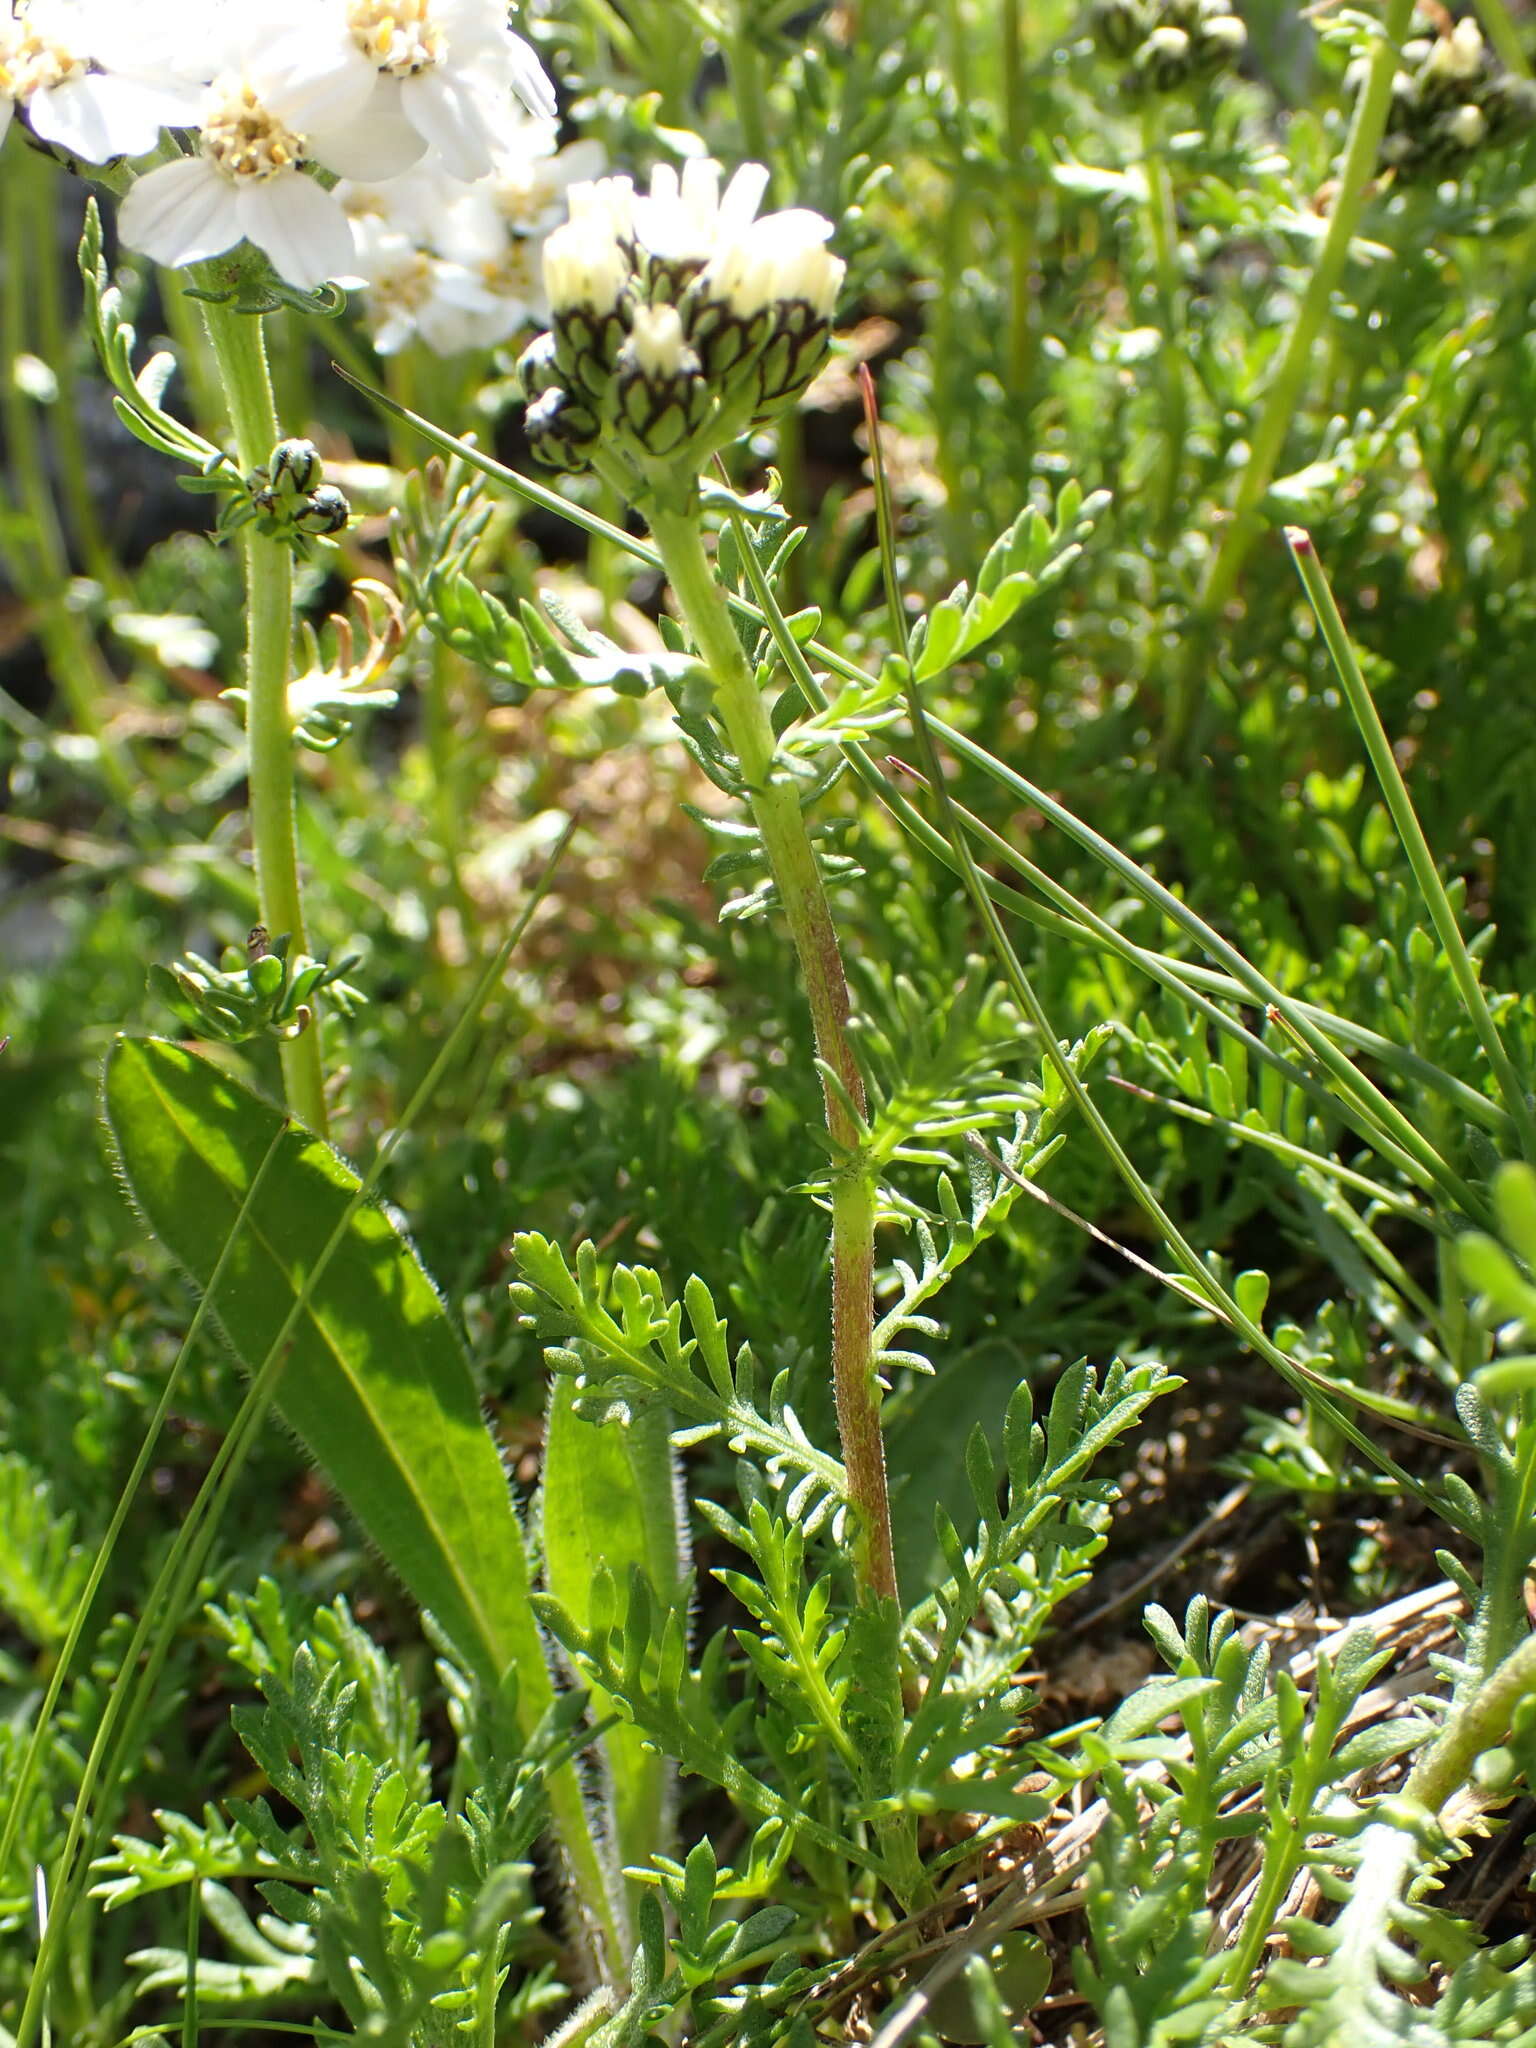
[0,1451,91,1648]
[860,993,1114,1377]
[899,1358,1175,1833]
[512,1240,848,1536]
[93,1582,578,2039]
[906,480,1112,683]
[535,1552,898,1893]
[1067,1599,1453,2043]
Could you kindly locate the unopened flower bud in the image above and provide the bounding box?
[517,330,563,402]
[1387,67,1420,124]
[543,218,631,315]
[544,219,632,399]
[625,302,689,377]
[525,385,600,472]
[1190,11,1245,74]
[616,308,710,458]
[1092,0,1146,59]
[753,303,835,416]
[519,154,844,483]
[1421,16,1485,89]
[1436,100,1488,152]
[702,213,843,321]
[1134,24,1192,90]
[268,437,322,496]
[295,484,351,536]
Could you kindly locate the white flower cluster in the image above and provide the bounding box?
[525,159,845,475]
[2,0,568,305]
[337,127,602,355]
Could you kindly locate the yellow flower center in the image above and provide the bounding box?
[482,240,539,299]
[372,250,435,313]
[0,24,85,103]
[347,0,444,75]
[202,78,306,182]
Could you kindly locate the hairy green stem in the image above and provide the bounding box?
[647,503,899,1613]
[199,292,329,1136]
[738,407,1454,1515]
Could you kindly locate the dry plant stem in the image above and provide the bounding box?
[646,501,899,1611]
[199,293,329,1137]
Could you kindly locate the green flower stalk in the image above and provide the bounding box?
[199,293,330,1138]
[520,161,901,1610]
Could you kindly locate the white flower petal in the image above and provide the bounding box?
[308,78,426,179]
[551,138,607,187]
[505,31,556,121]
[719,162,771,233]
[118,156,244,269]
[399,67,495,182]
[0,99,14,149]
[756,206,835,247]
[80,0,214,81]
[235,173,357,289]
[252,23,375,133]
[28,74,185,164]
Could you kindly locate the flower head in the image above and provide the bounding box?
[257,0,556,184]
[321,117,594,355]
[543,214,629,315]
[0,0,201,162]
[527,155,843,483]
[112,2,556,289]
[117,25,371,289]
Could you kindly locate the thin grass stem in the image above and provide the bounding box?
[1287,526,1536,1163]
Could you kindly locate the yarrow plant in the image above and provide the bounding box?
[506,158,907,1648]
[21,2,1536,2044]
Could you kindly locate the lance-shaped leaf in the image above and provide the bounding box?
[103,1037,628,1978]
[104,1036,537,1689]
